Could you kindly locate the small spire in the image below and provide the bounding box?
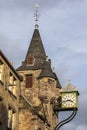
[34,3,40,29]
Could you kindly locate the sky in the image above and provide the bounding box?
[0,0,87,130]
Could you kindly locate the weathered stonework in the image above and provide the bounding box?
[0,50,21,130]
[0,26,61,130]
[18,68,60,130]
[17,28,61,130]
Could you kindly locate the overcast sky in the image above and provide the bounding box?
[0,0,87,130]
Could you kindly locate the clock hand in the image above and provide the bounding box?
[63,100,74,103]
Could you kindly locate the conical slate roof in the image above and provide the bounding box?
[38,61,61,88]
[17,28,61,88]
[17,28,47,70]
[25,28,46,63]
[38,61,56,79]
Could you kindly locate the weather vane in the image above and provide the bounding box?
[34,2,40,29]
[68,79,71,83]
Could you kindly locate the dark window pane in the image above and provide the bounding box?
[26,75,32,88]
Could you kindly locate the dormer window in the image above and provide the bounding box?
[27,55,34,65]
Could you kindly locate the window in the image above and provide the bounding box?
[13,78,17,97]
[26,74,32,88]
[0,65,2,80]
[27,55,34,65]
[0,61,3,81]
[48,79,54,84]
[8,107,12,129]
[9,72,13,85]
[8,107,16,130]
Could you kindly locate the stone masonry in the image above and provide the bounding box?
[17,27,61,130]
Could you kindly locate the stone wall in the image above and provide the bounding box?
[18,69,60,130]
[0,52,21,130]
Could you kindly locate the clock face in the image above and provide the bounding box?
[62,93,77,108]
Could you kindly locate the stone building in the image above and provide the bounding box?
[17,25,61,130]
[0,23,61,130]
[0,50,22,130]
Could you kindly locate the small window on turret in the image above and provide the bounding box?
[27,55,34,65]
[48,79,54,84]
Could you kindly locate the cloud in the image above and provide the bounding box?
[0,0,34,11]
[0,33,27,68]
[78,88,87,124]
[76,125,87,130]
[0,1,87,130]
[61,123,87,130]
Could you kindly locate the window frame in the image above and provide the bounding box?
[27,55,34,66]
[25,74,33,88]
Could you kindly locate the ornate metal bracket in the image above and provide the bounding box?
[54,109,77,130]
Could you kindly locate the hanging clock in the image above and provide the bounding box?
[62,92,77,108]
[60,82,79,110]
